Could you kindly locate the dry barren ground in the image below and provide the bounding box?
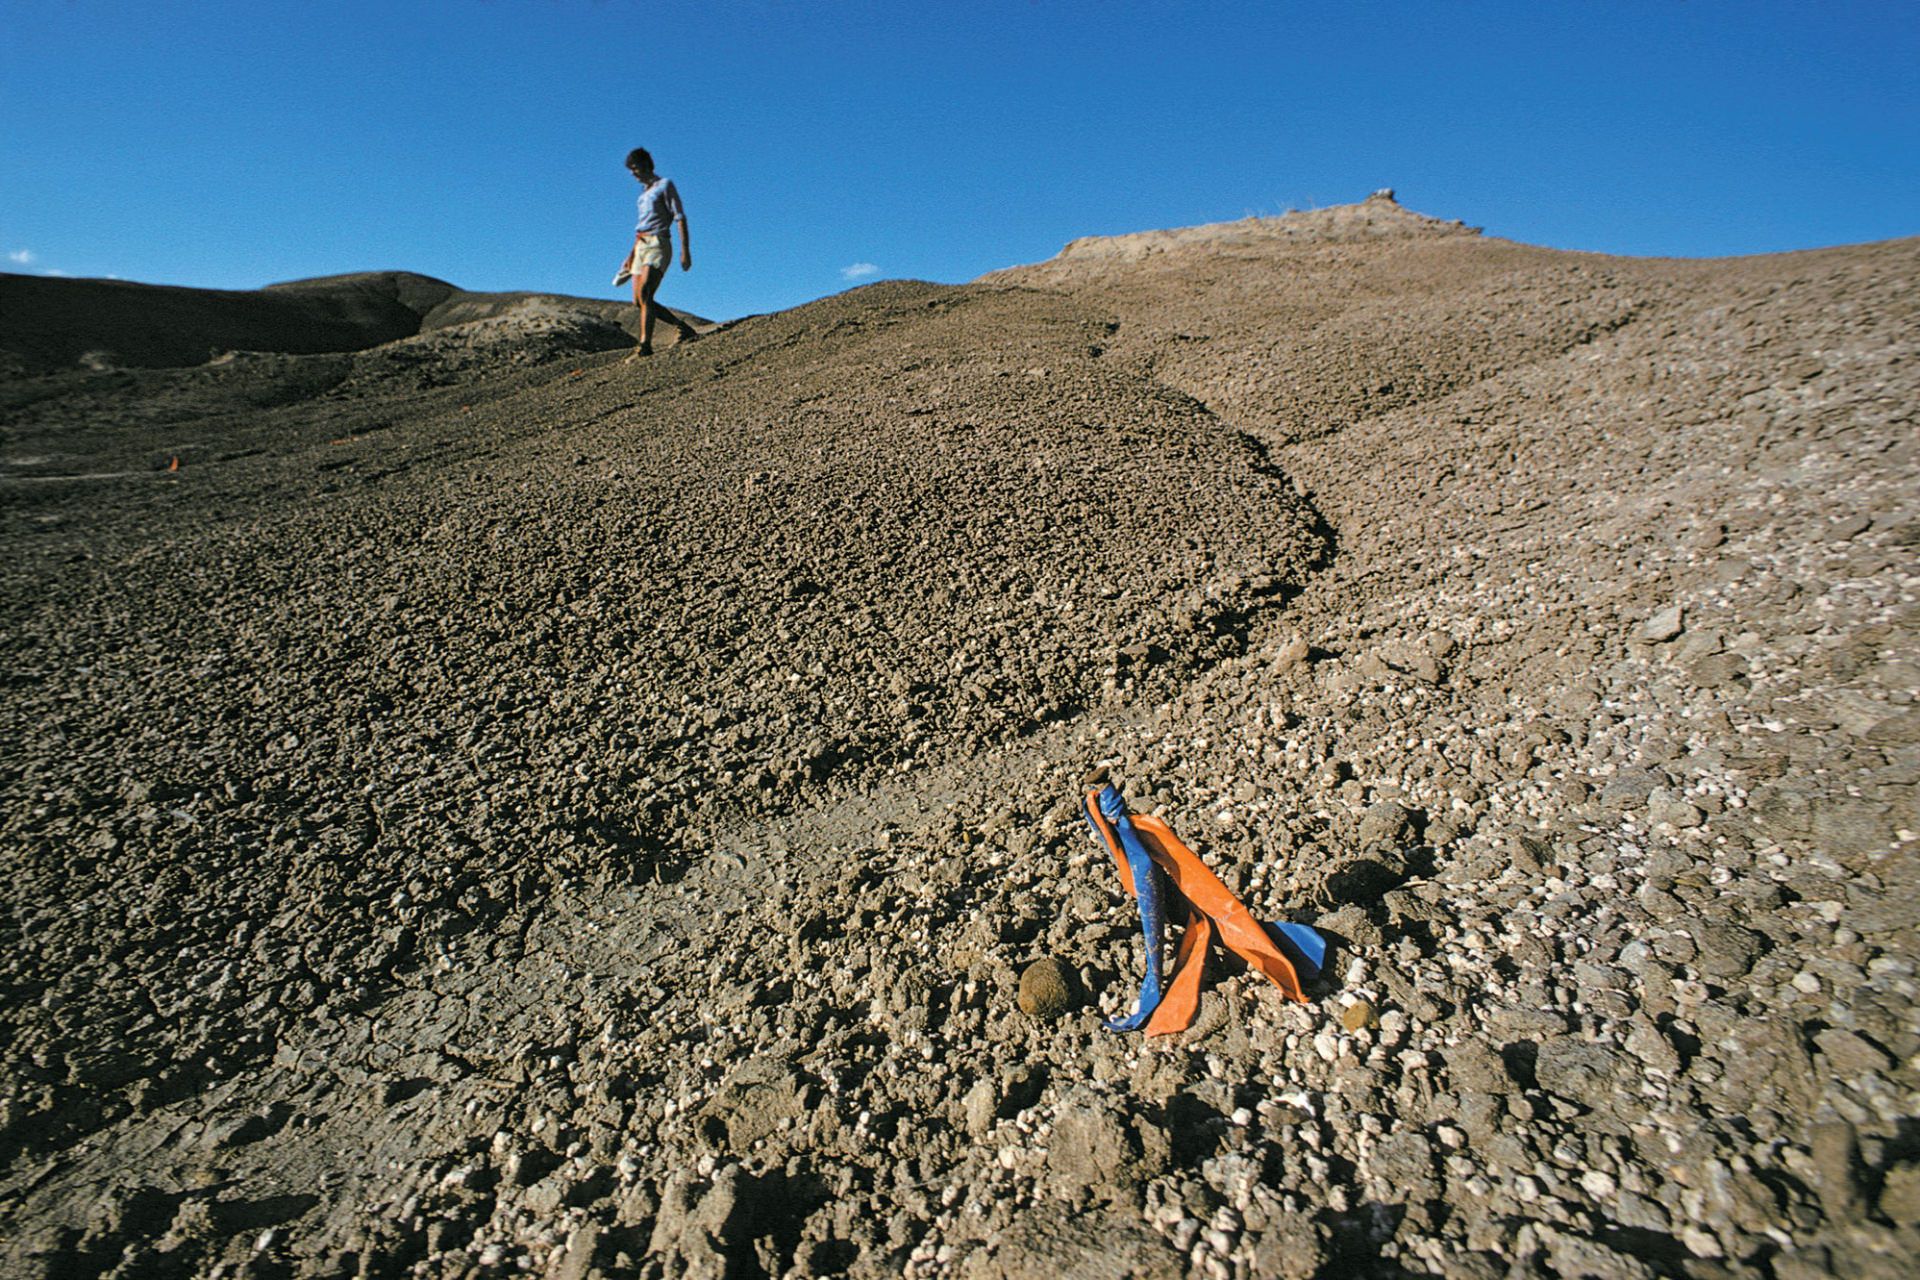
[2,196,1916,1279]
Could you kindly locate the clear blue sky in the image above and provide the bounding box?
[3,1,1916,321]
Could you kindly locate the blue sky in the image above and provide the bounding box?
[3,1,1916,321]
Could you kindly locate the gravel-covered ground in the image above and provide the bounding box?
[2,196,1915,1278]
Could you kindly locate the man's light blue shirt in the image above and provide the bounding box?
[635,178,685,235]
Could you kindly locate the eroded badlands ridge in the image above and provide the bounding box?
[2,196,1916,1278]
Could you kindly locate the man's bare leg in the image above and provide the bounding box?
[629,263,698,357]
[630,262,661,355]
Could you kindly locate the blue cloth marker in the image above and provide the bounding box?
[1267,921,1328,979]
[1094,784,1168,1031]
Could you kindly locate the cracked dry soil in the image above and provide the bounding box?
[2,196,1917,1278]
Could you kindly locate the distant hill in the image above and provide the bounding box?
[0,269,706,377]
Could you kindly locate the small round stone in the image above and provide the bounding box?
[1016,957,1075,1019]
[1340,999,1380,1032]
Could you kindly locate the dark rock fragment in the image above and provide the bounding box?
[1323,850,1409,904]
[1046,1089,1169,1204]
[1688,652,1749,688]
[1689,921,1762,980]
[958,1205,1180,1280]
[1444,1039,1513,1094]
[1357,800,1415,847]
[1877,1160,1920,1226]
[1641,606,1685,643]
[1245,1209,1328,1280]
[698,1058,808,1150]
[1016,956,1076,1019]
[1809,1118,1864,1218]
[1813,1028,1894,1078]
[1533,1035,1626,1107]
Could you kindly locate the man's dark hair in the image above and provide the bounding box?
[626,147,654,174]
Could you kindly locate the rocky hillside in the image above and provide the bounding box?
[1,196,1915,1279]
[0,270,705,377]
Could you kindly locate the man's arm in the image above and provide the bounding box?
[670,183,691,270]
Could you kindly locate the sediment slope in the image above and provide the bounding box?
[1,197,1915,1279]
